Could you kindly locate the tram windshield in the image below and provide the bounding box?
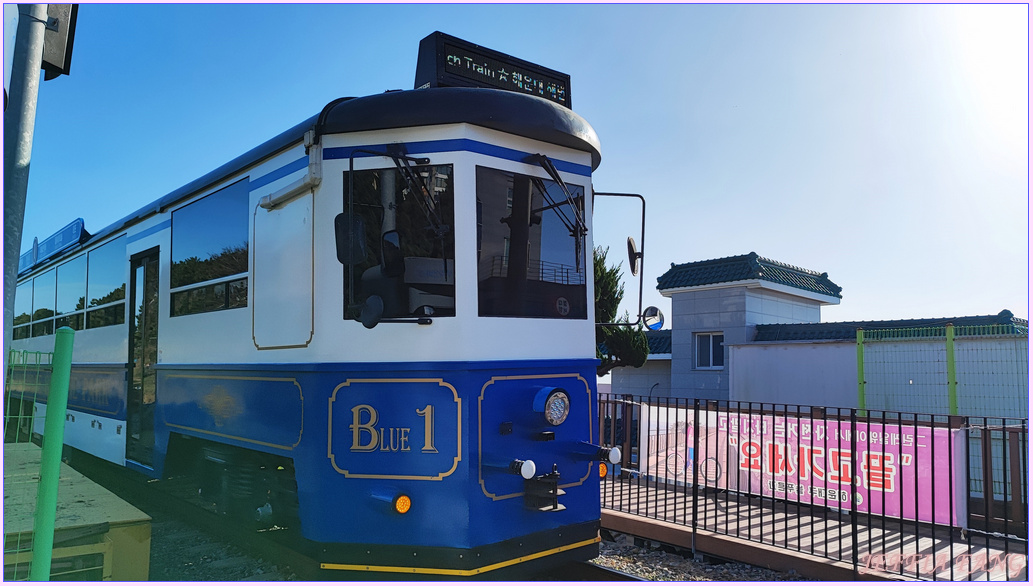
[476,166,587,319]
[341,165,456,320]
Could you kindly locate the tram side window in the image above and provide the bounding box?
[170,179,249,317]
[341,165,455,320]
[475,166,587,319]
[13,281,32,339]
[55,255,87,331]
[86,236,127,329]
[31,268,56,337]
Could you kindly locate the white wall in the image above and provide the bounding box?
[729,341,857,408]
[745,288,821,325]
[610,358,672,397]
[730,336,1029,418]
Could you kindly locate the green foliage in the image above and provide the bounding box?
[595,246,648,377]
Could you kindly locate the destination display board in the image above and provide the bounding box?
[414,31,571,109]
[18,217,89,274]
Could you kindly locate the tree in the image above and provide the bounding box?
[595,246,648,377]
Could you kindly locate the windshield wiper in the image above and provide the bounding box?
[385,146,451,279]
[527,153,587,271]
[387,146,450,241]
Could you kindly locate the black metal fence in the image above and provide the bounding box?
[598,396,1028,581]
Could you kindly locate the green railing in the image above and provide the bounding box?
[4,327,75,581]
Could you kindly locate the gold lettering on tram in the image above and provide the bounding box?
[350,404,438,453]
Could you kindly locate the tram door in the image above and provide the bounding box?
[127,249,159,466]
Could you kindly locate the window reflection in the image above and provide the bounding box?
[31,269,56,337]
[14,281,32,339]
[56,255,87,321]
[342,165,455,320]
[85,237,127,330]
[170,179,249,316]
[87,237,126,308]
[476,166,586,319]
[171,179,249,289]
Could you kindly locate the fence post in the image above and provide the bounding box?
[856,329,866,416]
[691,398,699,560]
[850,408,859,578]
[945,323,958,416]
[28,326,75,581]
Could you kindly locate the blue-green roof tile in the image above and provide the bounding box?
[657,252,842,299]
[754,310,1028,342]
[646,329,672,355]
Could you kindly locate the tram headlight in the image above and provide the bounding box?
[531,387,570,426]
[544,391,569,425]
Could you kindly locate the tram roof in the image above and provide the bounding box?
[318,88,602,169]
[29,88,601,269]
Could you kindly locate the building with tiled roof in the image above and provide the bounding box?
[609,252,1028,417]
[653,253,842,400]
[657,252,842,300]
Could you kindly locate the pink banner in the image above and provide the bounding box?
[642,408,967,527]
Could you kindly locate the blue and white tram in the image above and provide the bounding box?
[8,33,651,577]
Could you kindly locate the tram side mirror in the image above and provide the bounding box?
[627,237,643,277]
[381,231,405,278]
[360,295,385,329]
[334,213,366,266]
[643,306,664,331]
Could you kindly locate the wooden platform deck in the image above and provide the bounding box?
[3,442,151,580]
[602,476,1027,581]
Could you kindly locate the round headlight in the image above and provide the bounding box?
[544,390,570,426]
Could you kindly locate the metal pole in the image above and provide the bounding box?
[690,398,699,560]
[855,329,866,415]
[945,323,957,416]
[850,407,859,579]
[29,326,75,581]
[3,4,47,383]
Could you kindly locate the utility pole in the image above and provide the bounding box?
[3,4,48,381]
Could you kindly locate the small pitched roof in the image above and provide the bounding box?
[753,310,1028,342]
[597,329,672,358]
[657,252,842,299]
[646,329,672,355]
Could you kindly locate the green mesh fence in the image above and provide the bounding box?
[4,349,54,580]
[857,324,1028,418]
[5,330,76,582]
[5,350,51,443]
[857,326,1029,502]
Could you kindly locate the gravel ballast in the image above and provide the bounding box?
[593,532,810,581]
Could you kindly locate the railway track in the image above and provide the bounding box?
[65,450,314,580]
[67,450,649,581]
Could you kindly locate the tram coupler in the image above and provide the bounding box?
[524,464,565,512]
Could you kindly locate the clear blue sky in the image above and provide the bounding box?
[13,3,1029,323]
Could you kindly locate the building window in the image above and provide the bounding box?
[696,332,724,369]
